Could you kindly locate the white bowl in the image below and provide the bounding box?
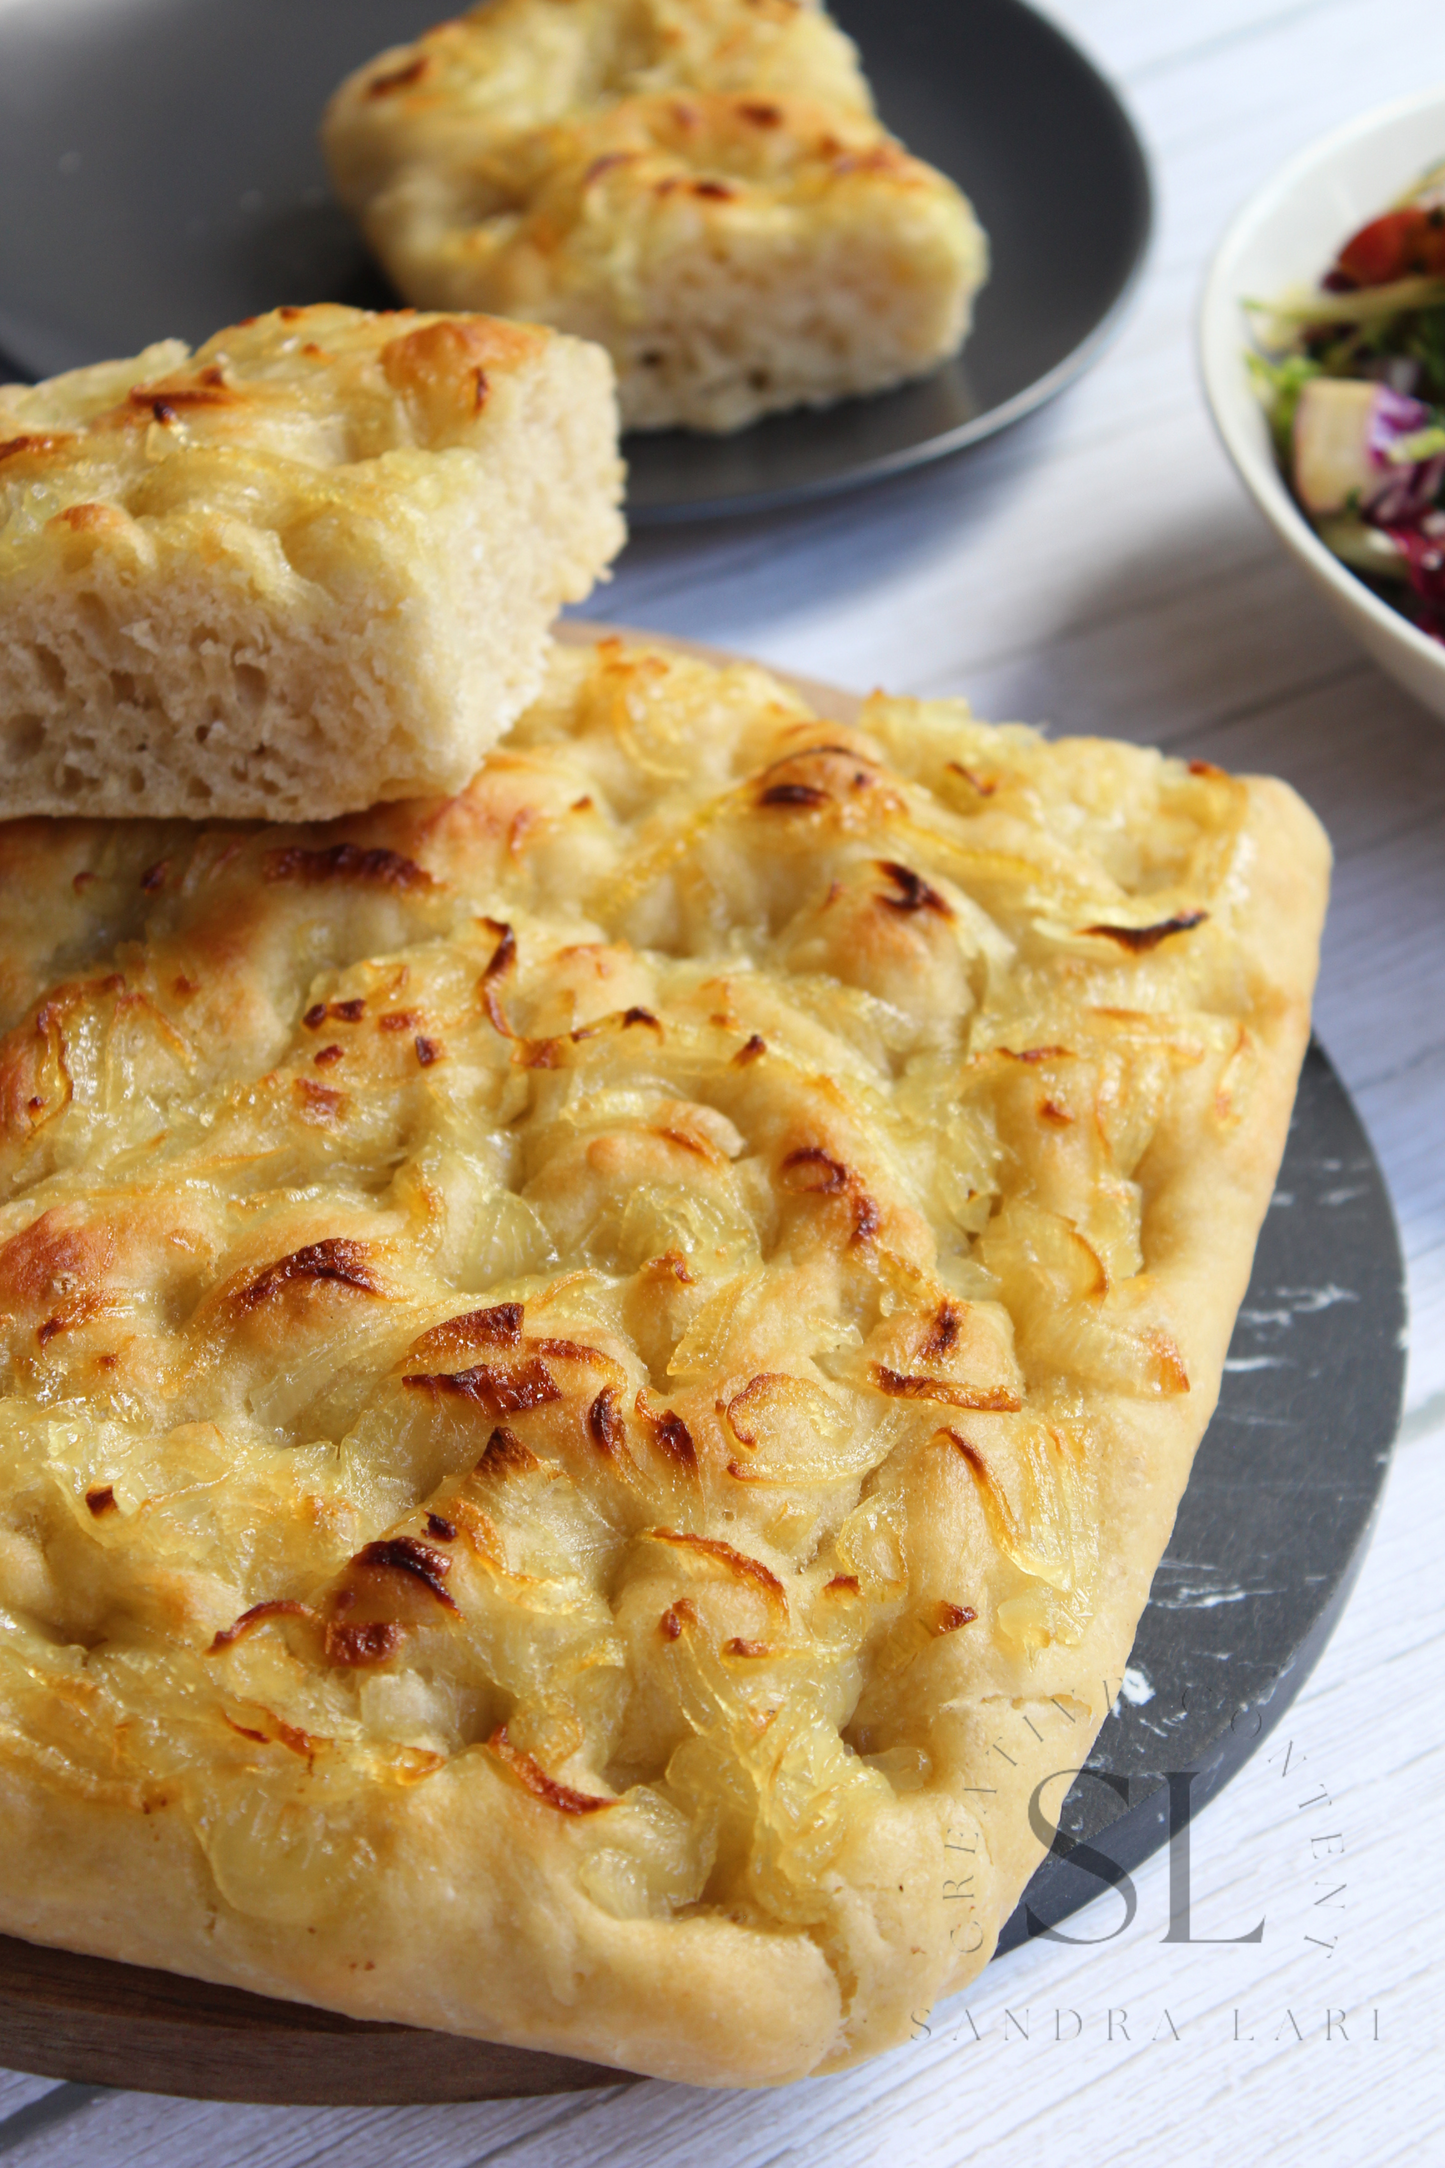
[1200,85,1445,723]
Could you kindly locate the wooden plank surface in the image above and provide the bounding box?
[1,0,1443,2159]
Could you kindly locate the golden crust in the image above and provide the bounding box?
[0,640,1328,2085]
[323,0,988,432]
[0,306,624,820]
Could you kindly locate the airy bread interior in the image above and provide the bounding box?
[0,306,624,820]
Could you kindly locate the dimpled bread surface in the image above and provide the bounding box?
[0,638,1327,2084]
[323,0,988,432]
[0,305,624,822]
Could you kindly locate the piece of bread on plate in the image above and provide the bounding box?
[0,635,1328,2087]
[0,305,624,821]
[323,0,989,433]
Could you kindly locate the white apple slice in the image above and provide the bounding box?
[1292,376,1381,514]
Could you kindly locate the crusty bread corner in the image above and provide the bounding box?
[0,304,625,821]
[931,774,1333,1993]
[322,0,989,433]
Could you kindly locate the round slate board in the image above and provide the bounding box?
[0,0,1151,522]
[0,628,1404,2102]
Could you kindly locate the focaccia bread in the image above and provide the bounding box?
[323,0,989,432]
[0,306,624,822]
[0,637,1327,2087]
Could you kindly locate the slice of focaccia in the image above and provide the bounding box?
[0,638,1328,2087]
[0,306,624,822]
[323,0,989,433]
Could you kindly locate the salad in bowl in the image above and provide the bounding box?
[1250,160,1445,642]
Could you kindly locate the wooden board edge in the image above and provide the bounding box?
[0,1929,636,2105]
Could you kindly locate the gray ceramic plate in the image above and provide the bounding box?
[0,0,1151,522]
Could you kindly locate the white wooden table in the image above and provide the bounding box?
[4,1,1445,2159]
